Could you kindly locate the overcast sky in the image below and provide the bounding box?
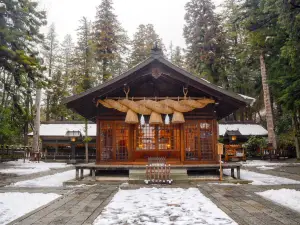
[38,0,223,49]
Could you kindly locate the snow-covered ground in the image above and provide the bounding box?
[0,192,60,225]
[256,189,300,213]
[8,169,89,187]
[256,166,276,170]
[0,159,71,175]
[207,183,241,186]
[93,188,237,225]
[224,169,300,185]
[241,160,296,167]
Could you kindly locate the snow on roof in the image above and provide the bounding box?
[29,123,267,137]
[219,124,268,136]
[28,124,97,137]
[238,94,256,106]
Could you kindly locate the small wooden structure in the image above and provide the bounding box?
[223,130,246,162]
[145,157,172,184]
[64,46,247,167]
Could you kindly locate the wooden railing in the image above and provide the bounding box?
[0,145,29,162]
[145,157,172,184]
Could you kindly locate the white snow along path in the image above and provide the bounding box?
[256,189,300,213]
[223,169,300,185]
[8,169,89,187]
[93,188,237,225]
[0,159,71,175]
[0,192,60,225]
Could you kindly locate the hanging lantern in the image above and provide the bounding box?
[140,114,145,125]
[165,114,170,125]
[172,111,185,124]
[125,109,139,124]
[149,111,163,125]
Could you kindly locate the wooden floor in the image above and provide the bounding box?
[75,162,241,169]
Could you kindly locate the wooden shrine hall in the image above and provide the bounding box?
[64,46,247,166]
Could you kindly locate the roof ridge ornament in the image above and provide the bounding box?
[151,40,163,58]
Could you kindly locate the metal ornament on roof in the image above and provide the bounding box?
[96,87,215,125]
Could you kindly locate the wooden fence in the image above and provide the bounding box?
[145,157,172,184]
[0,145,29,162]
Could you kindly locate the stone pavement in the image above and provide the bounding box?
[6,182,300,225]
[245,164,300,182]
[2,160,300,225]
[8,184,120,225]
[198,183,300,225]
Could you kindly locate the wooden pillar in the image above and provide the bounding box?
[96,119,101,164]
[128,125,134,161]
[92,169,96,181]
[197,121,201,161]
[55,140,58,153]
[112,122,116,160]
[213,119,218,162]
[180,124,185,163]
[80,168,84,179]
[231,168,234,178]
[75,168,79,180]
[237,166,241,179]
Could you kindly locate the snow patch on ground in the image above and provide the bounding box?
[93,188,237,225]
[241,160,294,167]
[8,169,89,187]
[224,169,300,185]
[256,189,300,213]
[0,159,71,175]
[0,192,60,225]
[207,183,241,186]
[256,166,276,170]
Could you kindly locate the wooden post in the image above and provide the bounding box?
[92,169,96,181]
[76,168,79,180]
[219,153,222,181]
[217,143,224,181]
[96,119,101,164]
[112,122,116,160]
[180,124,185,163]
[80,168,84,179]
[237,166,241,179]
[231,168,234,178]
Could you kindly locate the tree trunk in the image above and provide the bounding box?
[260,51,277,149]
[33,88,41,152]
[46,94,50,121]
[292,111,300,159]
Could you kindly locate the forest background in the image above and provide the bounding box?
[0,0,300,158]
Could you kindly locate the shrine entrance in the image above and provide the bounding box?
[98,119,217,164]
[133,123,181,163]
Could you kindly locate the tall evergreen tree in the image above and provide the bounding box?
[76,17,95,91]
[129,24,163,67]
[171,46,185,68]
[240,0,278,149]
[0,0,46,144]
[93,0,128,82]
[61,34,74,78]
[184,0,225,84]
[42,24,59,121]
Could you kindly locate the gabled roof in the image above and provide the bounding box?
[224,130,242,136]
[63,49,248,120]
